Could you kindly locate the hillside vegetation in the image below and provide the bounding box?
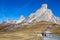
[0,21,60,40]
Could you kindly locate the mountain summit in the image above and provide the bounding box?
[26,4,60,24]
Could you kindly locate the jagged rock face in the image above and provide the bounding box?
[3,4,59,25]
[27,4,60,24]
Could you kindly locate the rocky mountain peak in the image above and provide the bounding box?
[27,4,60,24]
[20,15,25,20]
[16,15,25,24]
[41,4,47,9]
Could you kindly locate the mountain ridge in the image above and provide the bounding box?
[0,4,60,25]
[0,4,60,31]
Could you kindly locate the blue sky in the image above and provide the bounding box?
[0,0,60,22]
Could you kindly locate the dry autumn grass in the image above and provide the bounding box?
[50,25,60,36]
[0,32,43,40]
[0,21,60,40]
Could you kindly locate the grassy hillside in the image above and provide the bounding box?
[17,21,53,33]
[50,25,60,35]
[0,21,60,40]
